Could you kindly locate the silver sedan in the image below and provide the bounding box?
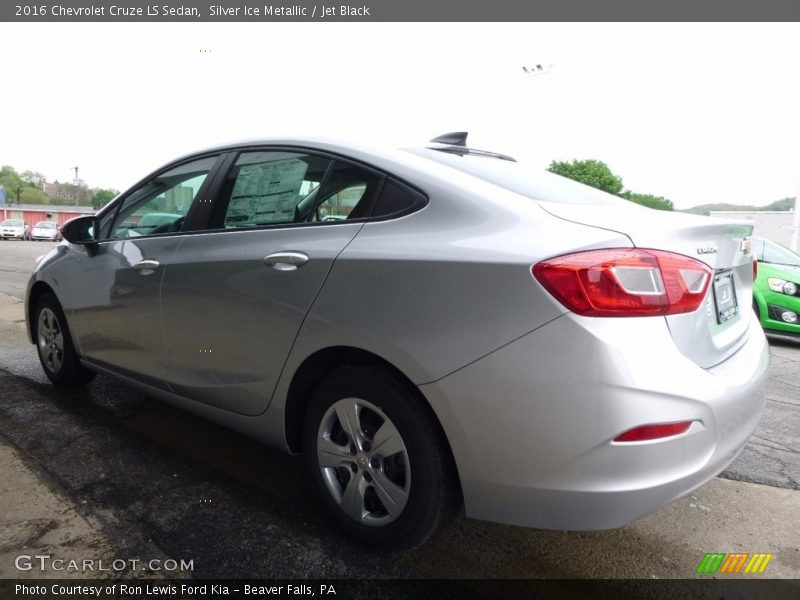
[25,134,769,549]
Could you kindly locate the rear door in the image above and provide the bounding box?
[160,149,385,415]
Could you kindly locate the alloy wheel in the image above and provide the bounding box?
[316,398,411,526]
[37,307,64,374]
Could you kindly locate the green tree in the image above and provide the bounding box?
[763,197,795,211]
[20,170,46,187]
[19,187,48,204]
[0,166,25,202]
[620,191,674,211]
[91,188,118,209]
[547,159,624,195]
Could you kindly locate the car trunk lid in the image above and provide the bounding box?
[538,202,756,368]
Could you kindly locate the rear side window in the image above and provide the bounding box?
[309,161,383,222]
[370,179,426,219]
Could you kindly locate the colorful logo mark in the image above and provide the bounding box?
[696,552,773,574]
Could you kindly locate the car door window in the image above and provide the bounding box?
[218,152,331,229]
[216,151,385,228]
[106,156,217,239]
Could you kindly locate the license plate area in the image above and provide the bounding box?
[713,270,738,324]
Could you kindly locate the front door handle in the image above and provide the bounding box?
[263,252,309,271]
[133,259,160,274]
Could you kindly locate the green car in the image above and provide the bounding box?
[752,236,800,338]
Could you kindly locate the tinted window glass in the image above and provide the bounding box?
[219,152,331,228]
[759,238,800,267]
[308,161,383,222]
[371,180,423,218]
[107,156,216,239]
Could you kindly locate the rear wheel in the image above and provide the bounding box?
[34,293,95,386]
[302,366,456,550]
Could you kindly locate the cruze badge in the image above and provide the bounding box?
[697,247,718,255]
[740,238,752,255]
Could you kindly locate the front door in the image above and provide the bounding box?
[67,155,220,386]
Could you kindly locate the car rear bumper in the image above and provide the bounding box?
[419,312,769,530]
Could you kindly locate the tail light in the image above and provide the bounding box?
[533,248,712,317]
[753,259,758,281]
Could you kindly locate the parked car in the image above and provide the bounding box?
[0,218,26,240]
[752,236,800,338]
[25,134,769,549]
[30,221,59,241]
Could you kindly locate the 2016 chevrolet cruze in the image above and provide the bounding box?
[26,134,769,549]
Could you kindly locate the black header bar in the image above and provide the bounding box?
[4,0,800,22]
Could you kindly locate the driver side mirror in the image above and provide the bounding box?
[60,215,99,245]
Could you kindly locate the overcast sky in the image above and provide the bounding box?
[1,22,799,209]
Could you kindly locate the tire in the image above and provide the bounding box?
[34,293,96,386]
[302,366,456,551]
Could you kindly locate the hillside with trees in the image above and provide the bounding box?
[681,197,795,215]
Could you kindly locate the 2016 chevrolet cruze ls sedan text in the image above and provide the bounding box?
[26,134,769,549]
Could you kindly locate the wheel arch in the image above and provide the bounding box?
[27,281,57,343]
[283,345,462,498]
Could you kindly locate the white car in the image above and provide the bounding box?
[0,219,26,240]
[30,221,59,241]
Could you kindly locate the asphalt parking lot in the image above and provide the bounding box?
[0,240,798,580]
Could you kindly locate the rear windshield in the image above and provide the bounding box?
[410,148,629,207]
[754,238,800,267]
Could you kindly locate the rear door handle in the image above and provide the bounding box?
[263,252,309,271]
[133,259,160,274]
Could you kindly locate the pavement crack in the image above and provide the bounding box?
[749,435,800,455]
[0,518,58,551]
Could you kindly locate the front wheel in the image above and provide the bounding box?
[302,366,456,550]
[34,293,96,386]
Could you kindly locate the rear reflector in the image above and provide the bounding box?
[533,248,712,317]
[613,421,693,442]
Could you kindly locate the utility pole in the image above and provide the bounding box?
[791,190,800,251]
[72,167,79,206]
